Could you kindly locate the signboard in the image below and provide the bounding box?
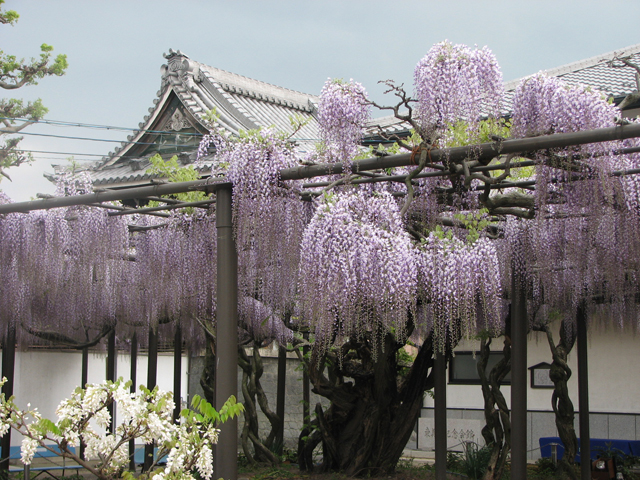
[418,418,485,452]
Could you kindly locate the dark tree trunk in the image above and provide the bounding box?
[237,343,282,466]
[298,331,434,477]
[200,334,216,405]
[477,333,511,480]
[544,320,578,480]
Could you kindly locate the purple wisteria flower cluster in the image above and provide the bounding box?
[503,72,640,325]
[298,192,417,355]
[414,41,503,142]
[416,233,503,351]
[0,198,218,349]
[317,78,370,170]
[131,213,217,347]
[0,206,129,346]
[238,296,293,346]
[224,128,306,324]
[511,73,621,208]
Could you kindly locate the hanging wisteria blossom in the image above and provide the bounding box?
[317,78,370,170]
[224,127,306,316]
[0,204,129,347]
[299,191,417,355]
[416,233,503,351]
[414,41,503,142]
[238,296,293,346]
[511,73,621,209]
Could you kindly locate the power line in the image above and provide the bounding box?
[0,116,204,137]
[1,117,321,142]
[13,149,204,162]
[15,149,105,157]
[10,130,203,148]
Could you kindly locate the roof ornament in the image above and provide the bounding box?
[163,48,189,60]
[165,108,191,132]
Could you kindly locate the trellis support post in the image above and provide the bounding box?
[215,185,238,480]
[143,326,158,472]
[510,266,528,480]
[434,350,447,480]
[106,328,116,434]
[173,324,182,423]
[577,305,591,480]
[0,323,15,473]
[129,333,138,472]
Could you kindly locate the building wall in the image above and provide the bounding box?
[418,320,640,459]
[6,349,189,446]
[4,321,639,458]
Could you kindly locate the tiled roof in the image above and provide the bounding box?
[504,43,640,98]
[70,50,321,187]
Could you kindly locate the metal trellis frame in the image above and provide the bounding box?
[1,124,640,480]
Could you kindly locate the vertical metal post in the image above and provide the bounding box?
[106,329,117,434]
[577,306,591,480]
[510,268,528,480]
[81,346,89,460]
[1,323,15,472]
[81,347,89,388]
[129,333,137,472]
[173,324,182,423]
[276,345,286,454]
[144,326,158,472]
[215,186,238,480]
[302,332,310,433]
[79,347,89,460]
[434,351,447,480]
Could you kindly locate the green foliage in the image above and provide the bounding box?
[444,118,511,148]
[446,443,492,480]
[146,154,208,212]
[249,466,297,480]
[288,113,309,138]
[0,43,67,87]
[453,208,491,244]
[0,2,67,182]
[0,97,48,121]
[396,347,415,377]
[200,108,219,128]
[531,457,560,478]
[396,458,434,477]
[431,225,454,242]
[184,394,244,426]
[0,1,19,25]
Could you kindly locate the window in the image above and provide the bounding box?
[449,351,511,385]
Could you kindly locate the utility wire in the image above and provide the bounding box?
[15,149,107,157]
[0,117,321,142]
[0,116,204,137]
[8,130,202,148]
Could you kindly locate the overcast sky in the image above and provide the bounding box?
[2,0,640,201]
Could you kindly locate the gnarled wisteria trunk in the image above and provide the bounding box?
[477,333,511,480]
[298,332,434,476]
[237,343,283,466]
[544,320,578,480]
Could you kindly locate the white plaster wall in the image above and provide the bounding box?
[423,322,640,414]
[6,350,188,446]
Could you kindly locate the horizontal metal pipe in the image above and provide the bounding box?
[1,125,639,215]
[281,123,640,180]
[107,199,216,216]
[0,180,230,214]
